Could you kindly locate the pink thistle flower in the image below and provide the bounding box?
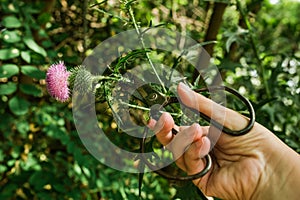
[46,61,70,102]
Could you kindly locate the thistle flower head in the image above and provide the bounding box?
[46,61,70,102]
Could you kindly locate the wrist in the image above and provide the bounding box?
[251,131,300,200]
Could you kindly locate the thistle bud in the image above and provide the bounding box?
[68,66,95,94]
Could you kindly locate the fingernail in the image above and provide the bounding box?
[178,82,193,101]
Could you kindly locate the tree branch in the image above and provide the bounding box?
[193,2,227,82]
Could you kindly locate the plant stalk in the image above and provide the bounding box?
[236,0,271,98]
[127,3,167,94]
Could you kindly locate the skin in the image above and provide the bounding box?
[148,82,300,200]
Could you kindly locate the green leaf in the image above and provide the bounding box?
[53,183,65,193]
[8,96,30,115]
[2,30,21,43]
[0,113,14,135]
[174,181,203,200]
[37,112,53,126]
[29,171,50,190]
[0,48,20,60]
[11,146,21,158]
[2,16,22,28]
[23,36,47,57]
[21,51,31,63]
[20,84,43,97]
[16,120,30,136]
[178,0,188,5]
[20,153,40,171]
[0,64,19,78]
[21,65,46,79]
[42,40,53,48]
[37,13,52,25]
[0,150,4,162]
[0,82,17,95]
[36,192,54,200]
[0,165,7,174]
[0,183,18,198]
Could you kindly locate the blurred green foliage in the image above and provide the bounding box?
[0,0,299,199]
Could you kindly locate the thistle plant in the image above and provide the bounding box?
[45,0,203,164]
[45,1,209,199]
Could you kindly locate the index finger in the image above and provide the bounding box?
[177,82,249,132]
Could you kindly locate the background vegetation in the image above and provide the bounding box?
[0,0,299,199]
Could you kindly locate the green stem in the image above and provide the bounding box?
[120,101,182,118]
[236,0,271,98]
[94,75,122,82]
[127,3,167,94]
[91,7,129,22]
[121,101,151,111]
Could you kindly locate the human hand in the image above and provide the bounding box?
[148,83,300,200]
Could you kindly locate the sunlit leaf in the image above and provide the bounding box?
[0,165,7,174]
[2,30,21,43]
[0,64,19,78]
[23,36,47,57]
[2,16,21,28]
[21,51,31,63]
[0,48,20,60]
